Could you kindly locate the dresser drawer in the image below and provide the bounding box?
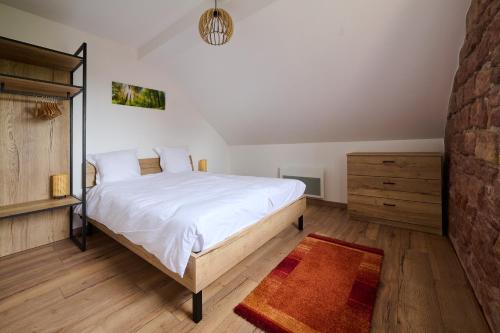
[348,194,442,228]
[347,155,441,179]
[347,175,441,203]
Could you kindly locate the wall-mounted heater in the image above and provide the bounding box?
[279,166,324,199]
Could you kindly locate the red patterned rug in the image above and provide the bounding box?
[234,234,384,333]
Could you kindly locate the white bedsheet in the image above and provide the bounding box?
[83,172,305,277]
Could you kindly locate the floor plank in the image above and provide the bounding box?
[397,249,445,332]
[0,205,490,332]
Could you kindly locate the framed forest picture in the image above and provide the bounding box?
[112,81,165,110]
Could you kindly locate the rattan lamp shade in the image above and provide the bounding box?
[52,174,69,198]
[199,5,233,46]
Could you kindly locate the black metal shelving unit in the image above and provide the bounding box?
[0,36,88,251]
[70,42,88,251]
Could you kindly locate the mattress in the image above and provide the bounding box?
[82,172,305,277]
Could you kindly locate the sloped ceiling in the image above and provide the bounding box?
[0,0,205,48]
[1,0,470,145]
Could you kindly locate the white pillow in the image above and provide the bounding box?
[87,149,141,184]
[154,147,192,173]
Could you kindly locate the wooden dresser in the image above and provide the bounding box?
[347,153,443,235]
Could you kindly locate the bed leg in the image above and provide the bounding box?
[193,291,202,323]
[298,215,304,231]
[86,223,93,236]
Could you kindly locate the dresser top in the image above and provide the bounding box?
[347,152,443,156]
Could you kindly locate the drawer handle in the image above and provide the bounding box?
[383,181,395,185]
[382,160,395,164]
[383,203,396,207]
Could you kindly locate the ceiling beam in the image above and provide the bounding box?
[138,0,278,59]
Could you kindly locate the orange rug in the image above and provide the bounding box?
[234,234,384,333]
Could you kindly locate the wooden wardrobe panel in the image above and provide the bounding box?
[0,60,70,257]
[0,209,69,257]
[0,59,69,84]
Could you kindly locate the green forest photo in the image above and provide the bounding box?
[112,81,165,110]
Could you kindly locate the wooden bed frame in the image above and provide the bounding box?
[85,157,306,323]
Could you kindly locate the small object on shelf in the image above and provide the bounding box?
[52,174,69,198]
[198,159,207,172]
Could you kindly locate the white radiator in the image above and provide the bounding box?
[279,166,324,199]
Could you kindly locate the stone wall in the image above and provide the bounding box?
[445,0,499,331]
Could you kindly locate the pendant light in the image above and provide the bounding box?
[199,0,233,46]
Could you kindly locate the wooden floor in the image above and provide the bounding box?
[0,205,490,333]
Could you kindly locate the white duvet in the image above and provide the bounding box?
[84,172,305,277]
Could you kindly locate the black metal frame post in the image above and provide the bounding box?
[69,42,87,251]
[81,42,87,249]
[298,215,304,230]
[69,61,74,238]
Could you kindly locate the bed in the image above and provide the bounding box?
[84,157,306,323]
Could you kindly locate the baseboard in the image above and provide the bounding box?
[306,198,347,209]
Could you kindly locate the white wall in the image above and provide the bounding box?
[0,4,230,186]
[229,139,444,203]
[149,0,469,145]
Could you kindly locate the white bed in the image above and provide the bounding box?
[83,171,305,277]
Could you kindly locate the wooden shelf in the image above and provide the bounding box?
[0,36,83,72]
[0,196,81,219]
[0,73,83,99]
